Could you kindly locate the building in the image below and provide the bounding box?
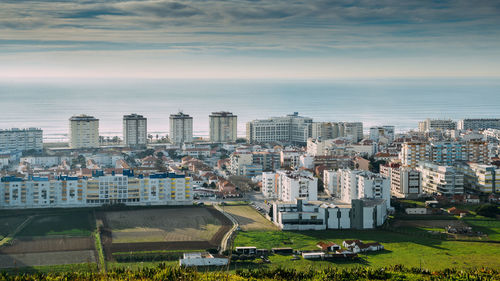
[246,112,313,144]
[169,112,193,144]
[272,198,387,230]
[323,169,338,196]
[459,163,500,194]
[0,172,192,209]
[179,252,228,267]
[418,119,456,132]
[342,122,363,143]
[337,169,391,209]
[0,128,43,153]
[307,138,335,156]
[69,115,99,149]
[417,162,464,195]
[262,169,317,201]
[400,142,428,169]
[123,114,147,147]
[280,149,302,168]
[209,111,237,143]
[369,126,395,142]
[458,118,500,131]
[311,122,339,139]
[380,163,421,198]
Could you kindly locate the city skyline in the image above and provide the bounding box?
[1,0,500,79]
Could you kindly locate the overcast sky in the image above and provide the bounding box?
[1,0,500,79]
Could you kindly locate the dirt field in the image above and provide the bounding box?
[0,237,95,254]
[221,205,278,231]
[0,250,96,269]
[97,207,232,260]
[101,207,229,243]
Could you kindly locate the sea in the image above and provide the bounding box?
[0,78,499,142]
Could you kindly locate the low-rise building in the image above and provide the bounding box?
[179,252,228,267]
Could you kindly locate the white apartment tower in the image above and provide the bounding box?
[169,112,193,144]
[261,169,317,202]
[246,112,312,144]
[69,115,99,149]
[209,111,237,143]
[338,169,391,209]
[123,114,147,147]
[418,119,457,132]
[417,162,464,195]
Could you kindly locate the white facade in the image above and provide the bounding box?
[209,111,237,143]
[262,169,317,201]
[459,163,500,194]
[418,119,456,132]
[417,162,464,195]
[369,126,395,142]
[0,173,192,209]
[342,122,363,143]
[169,112,193,144]
[323,169,338,196]
[246,112,312,144]
[338,169,391,209]
[179,252,228,267]
[458,118,500,131]
[0,128,43,153]
[69,115,99,149]
[123,114,147,146]
[381,164,421,198]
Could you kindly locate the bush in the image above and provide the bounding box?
[476,204,500,218]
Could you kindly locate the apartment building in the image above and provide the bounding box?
[337,169,391,209]
[69,115,99,149]
[0,172,192,209]
[417,162,464,195]
[380,163,421,198]
[0,128,43,153]
[209,111,237,143]
[123,113,147,147]
[459,162,500,194]
[458,118,500,131]
[418,119,457,132]
[169,112,193,144]
[369,126,395,142]
[246,112,312,144]
[261,169,317,201]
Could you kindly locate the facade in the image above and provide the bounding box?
[280,150,302,168]
[272,198,387,230]
[246,112,313,144]
[262,169,317,201]
[179,252,228,267]
[342,122,364,143]
[380,163,421,198]
[123,114,147,147]
[0,128,43,153]
[69,115,99,149]
[418,119,457,132]
[209,111,237,143]
[0,172,192,209]
[323,169,338,196]
[459,163,500,194]
[311,122,339,139]
[417,162,464,195]
[458,118,500,131]
[169,112,193,144]
[337,169,391,209]
[369,126,395,142]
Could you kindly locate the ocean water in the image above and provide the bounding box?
[0,78,499,142]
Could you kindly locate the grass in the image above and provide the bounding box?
[17,212,95,237]
[462,216,500,241]
[221,205,278,231]
[107,261,178,271]
[94,230,106,272]
[0,263,98,274]
[234,230,500,270]
[0,216,28,240]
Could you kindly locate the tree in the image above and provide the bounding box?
[476,204,499,218]
[236,138,247,143]
[210,182,216,189]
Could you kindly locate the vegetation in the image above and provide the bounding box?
[234,230,500,270]
[0,216,28,240]
[476,204,500,218]
[0,264,498,280]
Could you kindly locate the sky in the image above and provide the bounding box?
[1,0,500,79]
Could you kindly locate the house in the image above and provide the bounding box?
[447,207,469,216]
[271,247,293,254]
[342,240,383,253]
[405,208,428,215]
[316,241,341,252]
[465,195,480,204]
[179,252,228,267]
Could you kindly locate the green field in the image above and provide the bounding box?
[0,216,28,240]
[463,216,500,241]
[17,212,95,237]
[234,230,500,270]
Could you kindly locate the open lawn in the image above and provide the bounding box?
[103,207,226,243]
[221,205,278,231]
[463,216,500,241]
[234,230,500,270]
[16,212,94,237]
